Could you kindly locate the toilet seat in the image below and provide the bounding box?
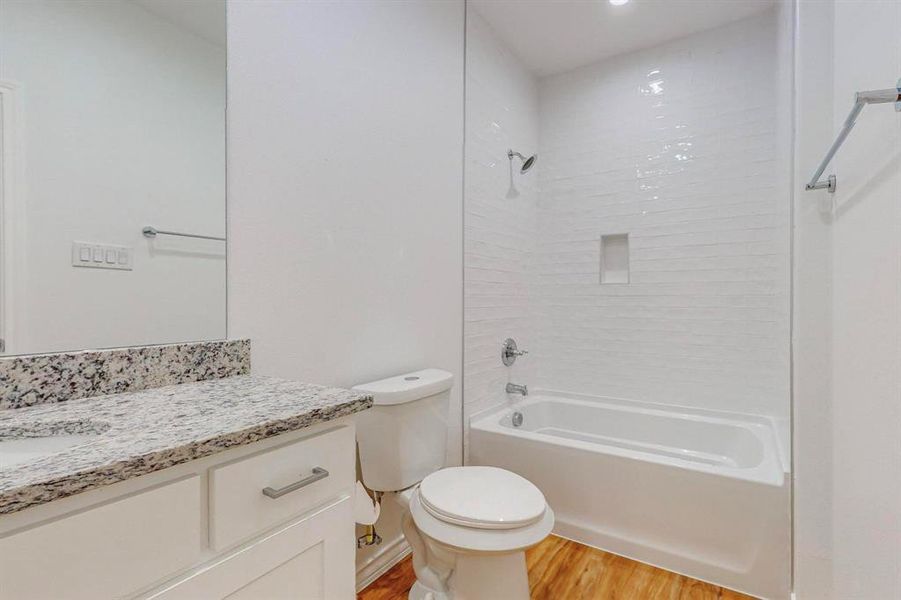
[410,466,553,553]
[410,489,555,553]
[418,466,547,530]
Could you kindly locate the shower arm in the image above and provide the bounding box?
[805,79,901,194]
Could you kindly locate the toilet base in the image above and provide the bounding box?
[406,549,530,600]
[408,580,449,600]
[394,480,549,600]
[449,551,530,600]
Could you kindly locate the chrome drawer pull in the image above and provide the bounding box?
[262,467,329,499]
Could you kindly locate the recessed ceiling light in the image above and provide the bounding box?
[609,0,630,5]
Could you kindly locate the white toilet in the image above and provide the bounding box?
[355,369,554,600]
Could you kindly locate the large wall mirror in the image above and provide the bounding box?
[0,0,226,356]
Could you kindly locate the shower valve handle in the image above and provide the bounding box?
[502,338,528,366]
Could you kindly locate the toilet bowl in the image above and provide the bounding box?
[396,466,555,600]
[353,370,553,599]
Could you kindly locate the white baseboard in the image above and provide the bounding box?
[355,535,412,592]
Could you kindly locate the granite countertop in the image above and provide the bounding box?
[0,376,372,515]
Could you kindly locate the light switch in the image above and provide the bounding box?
[72,242,132,271]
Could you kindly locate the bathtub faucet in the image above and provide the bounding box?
[506,382,528,396]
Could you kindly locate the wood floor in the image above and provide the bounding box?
[358,535,755,600]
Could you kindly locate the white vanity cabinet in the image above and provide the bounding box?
[148,496,353,600]
[0,420,357,600]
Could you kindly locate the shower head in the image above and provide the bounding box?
[521,154,536,173]
[508,149,537,174]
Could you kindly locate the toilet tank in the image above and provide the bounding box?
[354,369,453,492]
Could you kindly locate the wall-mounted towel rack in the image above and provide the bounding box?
[806,78,901,194]
[142,226,226,242]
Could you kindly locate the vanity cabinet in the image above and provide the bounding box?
[0,421,357,600]
[149,496,353,600]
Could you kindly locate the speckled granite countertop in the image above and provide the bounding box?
[0,376,372,515]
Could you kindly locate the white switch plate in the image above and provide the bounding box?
[72,242,132,271]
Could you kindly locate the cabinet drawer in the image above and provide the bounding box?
[209,425,354,551]
[148,495,355,600]
[0,476,202,600]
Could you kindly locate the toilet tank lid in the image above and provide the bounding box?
[352,369,453,406]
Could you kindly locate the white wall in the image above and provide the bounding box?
[0,0,226,355]
[534,11,791,421]
[792,2,834,597]
[794,1,901,598]
[226,0,464,585]
[463,9,539,453]
[830,3,901,596]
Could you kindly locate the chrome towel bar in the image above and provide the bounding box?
[805,78,901,194]
[142,226,226,242]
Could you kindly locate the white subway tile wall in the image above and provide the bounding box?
[464,9,790,451]
[464,10,539,450]
[534,12,789,418]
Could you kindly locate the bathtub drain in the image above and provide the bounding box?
[512,411,523,427]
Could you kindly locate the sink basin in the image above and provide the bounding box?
[0,420,110,468]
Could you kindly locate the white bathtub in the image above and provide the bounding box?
[469,392,790,599]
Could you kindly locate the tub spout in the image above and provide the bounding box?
[506,382,528,396]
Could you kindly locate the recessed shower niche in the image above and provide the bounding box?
[600,234,630,284]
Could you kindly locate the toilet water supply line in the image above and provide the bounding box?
[355,482,382,548]
[356,480,450,595]
[358,524,381,548]
[355,478,449,596]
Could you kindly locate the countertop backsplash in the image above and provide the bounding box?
[0,340,250,410]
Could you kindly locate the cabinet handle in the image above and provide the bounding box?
[262,467,329,499]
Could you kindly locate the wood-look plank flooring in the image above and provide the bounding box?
[358,535,756,600]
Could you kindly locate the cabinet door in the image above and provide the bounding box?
[0,476,202,600]
[148,495,355,600]
[225,545,324,600]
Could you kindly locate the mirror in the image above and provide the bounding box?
[0,0,226,356]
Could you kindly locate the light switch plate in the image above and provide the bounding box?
[72,242,133,271]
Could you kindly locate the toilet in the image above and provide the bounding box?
[355,369,554,600]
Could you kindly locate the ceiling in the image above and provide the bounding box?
[133,0,225,47]
[469,0,777,77]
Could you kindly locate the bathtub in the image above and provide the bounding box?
[469,392,790,600]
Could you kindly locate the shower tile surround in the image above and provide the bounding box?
[464,10,539,441]
[535,12,790,418]
[464,9,790,444]
[0,339,250,410]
